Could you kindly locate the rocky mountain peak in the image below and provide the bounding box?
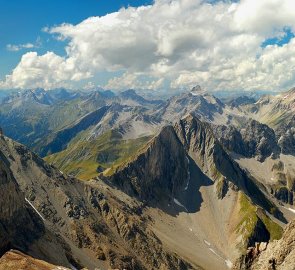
[121,89,137,96]
[190,85,204,95]
[174,114,226,180]
[108,125,189,200]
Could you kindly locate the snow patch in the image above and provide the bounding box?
[207,244,233,269]
[173,198,188,211]
[204,240,211,246]
[25,198,45,221]
[283,206,295,214]
[225,259,233,269]
[209,248,223,260]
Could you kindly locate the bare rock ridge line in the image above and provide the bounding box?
[108,114,284,221]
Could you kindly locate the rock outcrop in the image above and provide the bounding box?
[234,219,295,270]
[276,116,295,155]
[213,119,280,161]
[268,161,295,205]
[0,155,44,255]
[0,250,70,270]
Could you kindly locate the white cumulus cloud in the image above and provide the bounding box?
[1,0,295,91]
[0,52,91,89]
[105,72,164,90]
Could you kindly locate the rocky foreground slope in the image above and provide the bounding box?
[0,134,191,269]
[0,152,44,256]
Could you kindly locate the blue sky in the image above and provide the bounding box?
[261,28,295,48]
[0,0,152,80]
[1,0,295,92]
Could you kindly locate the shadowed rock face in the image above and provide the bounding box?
[271,186,294,205]
[0,156,44,256]
[109,114,238,202]
[109,125,189,201]
[0,138,73,268]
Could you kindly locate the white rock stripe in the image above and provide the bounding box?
[225,259,233,268]
[25,198,45,221]
[203,240,211,246]
[209,248,224,260]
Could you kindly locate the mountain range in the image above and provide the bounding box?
[0,86,294,269]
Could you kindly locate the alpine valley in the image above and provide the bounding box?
[0,86,295,270]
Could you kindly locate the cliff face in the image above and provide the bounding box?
[109,125,189,201]
[0,155,44,255]
[109,114,248,201]
[214,120,295,206]
[173,115,249,188]
[234,219,295,270]
[168,115,279,212]
[0,137,73,268]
